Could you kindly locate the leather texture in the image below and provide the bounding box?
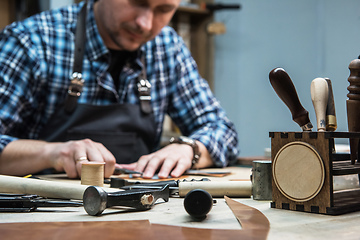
[0,197,270,240]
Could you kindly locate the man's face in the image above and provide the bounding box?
[94,0,181,51]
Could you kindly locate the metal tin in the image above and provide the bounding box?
[251,160,272,200]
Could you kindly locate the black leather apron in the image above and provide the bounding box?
[38,3,156,164]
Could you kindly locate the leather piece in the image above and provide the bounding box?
[0,220,268,240]
[225,196,270,238]
[1,197,270,240]
[1,220,152,240]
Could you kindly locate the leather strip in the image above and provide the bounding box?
[225,196,270,238]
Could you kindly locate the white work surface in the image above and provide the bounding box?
[1,166,360,240]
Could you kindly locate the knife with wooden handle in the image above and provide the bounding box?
[269,68,313,131]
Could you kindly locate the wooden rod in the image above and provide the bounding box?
[0,175,114,200]
[179,181,252,197]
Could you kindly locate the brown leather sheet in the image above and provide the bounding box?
[1,198,270,240]
[225,196,270,230]
[0,220,268,240]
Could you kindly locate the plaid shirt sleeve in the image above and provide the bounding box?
[158,28,239,167]
[0,24,37,151]
[0,4,78,153]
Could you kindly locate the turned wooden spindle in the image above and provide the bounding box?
[311,78,329,131]
[269,68,313,131]
[347,59,360,164]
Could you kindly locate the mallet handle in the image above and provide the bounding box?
[0,174,114,200]
[179,181,252,198]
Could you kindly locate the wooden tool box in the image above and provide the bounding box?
[270,131,360,215]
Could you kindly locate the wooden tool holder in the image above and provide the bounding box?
[270,131,360,215]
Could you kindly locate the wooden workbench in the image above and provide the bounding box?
[0,166,359,239]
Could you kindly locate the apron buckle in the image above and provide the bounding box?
[68,72,84,97]
[137,79,152,114]
[64,72,84,113]
[137,79,151,99]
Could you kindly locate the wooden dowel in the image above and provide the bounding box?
[179,181,252,197]
[0,174,114,200]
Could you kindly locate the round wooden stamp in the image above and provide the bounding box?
[272,141,325,202]
[81,162,105,187]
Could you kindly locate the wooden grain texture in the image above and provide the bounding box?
[272,142,325,202]
[270,131,360,215]
[270,132,332,214]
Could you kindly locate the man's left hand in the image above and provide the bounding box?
[117,143,193,179]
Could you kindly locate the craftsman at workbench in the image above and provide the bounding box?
[0,0,238,179]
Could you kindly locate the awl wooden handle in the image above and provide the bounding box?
[311,78,329,131]
[269,68,313,131]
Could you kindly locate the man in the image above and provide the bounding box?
[0,0,238,179]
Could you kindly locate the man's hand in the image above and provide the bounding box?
[47,139,116,178]
[0,139,116,178]
[117,141,213,179]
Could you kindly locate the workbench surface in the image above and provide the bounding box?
[1,166,359,240]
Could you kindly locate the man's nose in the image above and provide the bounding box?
[136,8,153,32]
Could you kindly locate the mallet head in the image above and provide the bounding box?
[83,186,107,216]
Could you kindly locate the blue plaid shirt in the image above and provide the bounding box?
[0,0,238,167]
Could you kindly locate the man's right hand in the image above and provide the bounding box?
[0,139,116,178]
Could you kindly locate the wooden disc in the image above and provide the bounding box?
[272,141,325,202]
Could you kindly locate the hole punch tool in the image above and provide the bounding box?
[0,193,82,212]
[115,178,252,198]
[115,178,211,197]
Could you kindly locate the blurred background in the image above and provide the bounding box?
[213,0,360,156]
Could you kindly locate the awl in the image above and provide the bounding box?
[269,68,313,131]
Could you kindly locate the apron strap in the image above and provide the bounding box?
[137,55,152,114]
[64,1,152,114]
[65,2,87,113]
